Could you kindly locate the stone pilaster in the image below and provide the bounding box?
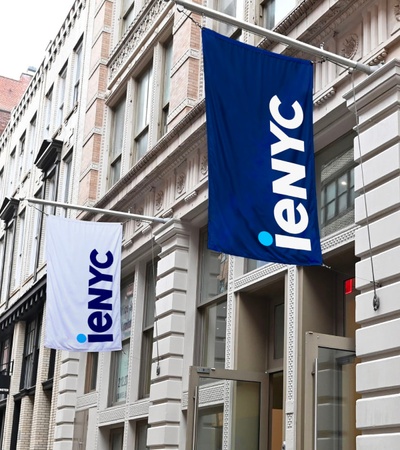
[30,310,52,449]
[17,396,34,450]
[147,219,193,449]
[52,352,79,450]
[345,60,400,449]
[3,321,25,450]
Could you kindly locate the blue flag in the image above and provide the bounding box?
[203,28,322,266]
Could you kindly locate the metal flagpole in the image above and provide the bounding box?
[172,0,376,75]
[23,197,170,224]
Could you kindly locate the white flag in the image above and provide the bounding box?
[45,216,122,351]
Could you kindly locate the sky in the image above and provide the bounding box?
[0,0,75,80]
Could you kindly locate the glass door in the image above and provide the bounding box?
[186,367,268,450]
[304,333,357,450]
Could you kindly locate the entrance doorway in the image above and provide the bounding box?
[186,367,269,450]
[304,333,357,450]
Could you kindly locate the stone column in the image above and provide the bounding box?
[344,60,400,449]
[147,219,193,449]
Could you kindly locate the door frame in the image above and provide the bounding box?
[186,366,269,450]
[303,332,355,450]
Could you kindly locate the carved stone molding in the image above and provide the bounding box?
[98,405,125,424]
[321,225,357,253]
[76,392,98,410]
[367,48,387,66]
[128,399,150,418]
[184,190,197,202]
[109,0,172,80]
[314,87,336,105]
[234,262,286,291]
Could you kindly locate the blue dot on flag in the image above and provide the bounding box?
[258,231,273,247]
[77,334,87,343]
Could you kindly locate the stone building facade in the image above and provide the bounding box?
[1,0,400,449]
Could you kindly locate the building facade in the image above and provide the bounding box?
[0,1,91,448]
[1,0,400,449]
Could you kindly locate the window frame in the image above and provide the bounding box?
[320,165,355,226]
[108,94,127,188]
[134,64,153,162]
[44,86,54,139]
[20,313,42,391]
[71,38,83,107]
[259,0,297,29]
[197,228,229,369]
[159,39,173,138]
[84,352,99,393]
[138,259,157,399]
[56,63,68,128]
[109,340,130,405]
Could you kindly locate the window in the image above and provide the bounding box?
[0,168,3,200]
[56,64,68,128]
[110,341,130,405]
[109,278,133,404]
[26,115,37,171]
[44,87,53,138]
[62,151,73,215]
[160,40,173,137]
[84,352,98,393]
[139,260,157,398]
[8,147,16,196]
[18,133,26,180]
[12,210,25,290]
[120,0,135,35]
[321,167,354,225]
[21,314,42,390]
[29,189,43,276]
[110,427,124,450]
[316,133,356,237]
[72,410,88,450]
[216,0,237,35]
[0,236,4,301]
[71,40,83,106]
[245,258,268,273]
[0,336,12,401]
[198,229,228,368]
[135,420,149,450]
[134,65,153,161]
[109,96,126,187]
[260,0,296,29]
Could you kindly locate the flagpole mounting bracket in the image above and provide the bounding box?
[21,197,171,224]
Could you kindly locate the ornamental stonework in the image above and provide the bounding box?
[395,3,400,21]
[340,34,359,59]
[200,153,208,177]
[155,190,164,211]
[176,173,186,196]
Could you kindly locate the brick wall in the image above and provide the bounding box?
[0,73,32,134]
